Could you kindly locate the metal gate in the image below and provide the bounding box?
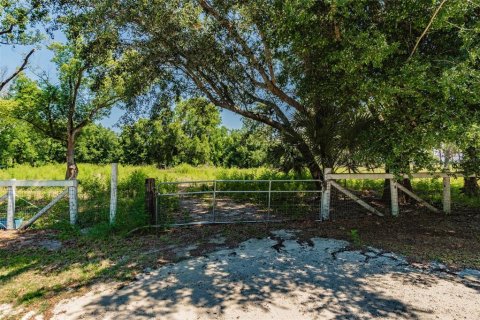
[156,180,323,225]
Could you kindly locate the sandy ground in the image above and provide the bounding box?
[48,230,480,320]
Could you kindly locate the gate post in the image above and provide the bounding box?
[109,163,118,224]
[212,180,217,222]
[145,178,157,225]
[390,179,399,216]
[69,180,78,225]
[6,179,16,230]
[267,180,272,220]
[321,168,332,221]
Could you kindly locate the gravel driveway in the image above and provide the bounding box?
[52,230,480,320]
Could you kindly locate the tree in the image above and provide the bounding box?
[76,124,121,164]
[0,0,47,92]
[58,0,480,183]
[120,97,225,167]
[0,110,64,166]
[8,37,125,177]
[455,125,480,197]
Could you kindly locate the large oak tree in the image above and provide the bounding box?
[56,0,480,182]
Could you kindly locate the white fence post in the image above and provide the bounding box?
[443,176,451,214]
[390,179,399,216]
[321,168,332,221]
[212,181,217,222]
[69,180,78,225]
[110,163,118,224]
[6,179,16,230]
[267,180,272,220]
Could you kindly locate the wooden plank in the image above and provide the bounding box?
[396,183,441,214]
[326,172,475,180]
[330,181,384,217]
[0,180,77,187]
[110,163,118,224]
[443,176,451,214]
[20,189,68,230]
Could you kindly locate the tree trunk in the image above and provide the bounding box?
[463,177,479,197]
[461,146,479,197]
[307,163,323,190]
[382,169,413,205]
[65,133,78,179]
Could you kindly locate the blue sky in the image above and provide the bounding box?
[1,38,243,131]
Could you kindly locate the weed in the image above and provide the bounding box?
[349,229,362,247]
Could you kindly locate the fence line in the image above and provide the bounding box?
[153,170,475,226]
[0,179,78,230]
[322,169,474,217]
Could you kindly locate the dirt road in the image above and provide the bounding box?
[49,230,480,320]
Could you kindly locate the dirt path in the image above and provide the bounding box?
[51,230,480,320]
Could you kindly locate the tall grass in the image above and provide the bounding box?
[1,164,478,236]
[0,163,310,235]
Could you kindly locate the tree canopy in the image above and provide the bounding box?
[54,0,480,180]
[0,0,48,92]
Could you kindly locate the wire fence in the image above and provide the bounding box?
[1,174,478,231]
[328,179,389,219]
[325,176,479,218]
[157,180,322,225]
[0,186,146,231]
[155,175,479,227]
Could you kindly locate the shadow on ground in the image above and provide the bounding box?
[52,231,479,320]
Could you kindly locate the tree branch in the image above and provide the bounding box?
[74,96,122,133]
[409,0,448,59]
[0,24,14,36]
[198,0,307,115]
[0,49,35,92]
[181,63,287,131]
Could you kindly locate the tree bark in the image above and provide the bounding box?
[463,177,479,197]
[307,163,324,190]
[65,133,78,179]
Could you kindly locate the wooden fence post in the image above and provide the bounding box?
[110,163,118,224]
[390,179,399,216]
[7,179,16,230]
[321,168,332,221]
[145,178,156,225]
[68,180,78,225]
[443,176,451,214]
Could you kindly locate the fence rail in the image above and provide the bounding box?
[0,179,78,230]
[323,170,477,218]
[152,170,477,226]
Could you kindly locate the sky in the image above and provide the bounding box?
[0,37,243,131]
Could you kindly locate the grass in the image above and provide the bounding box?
[0,163,301,182]
[0,163,478,233]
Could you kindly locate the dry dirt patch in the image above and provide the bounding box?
[50,230,480,320]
